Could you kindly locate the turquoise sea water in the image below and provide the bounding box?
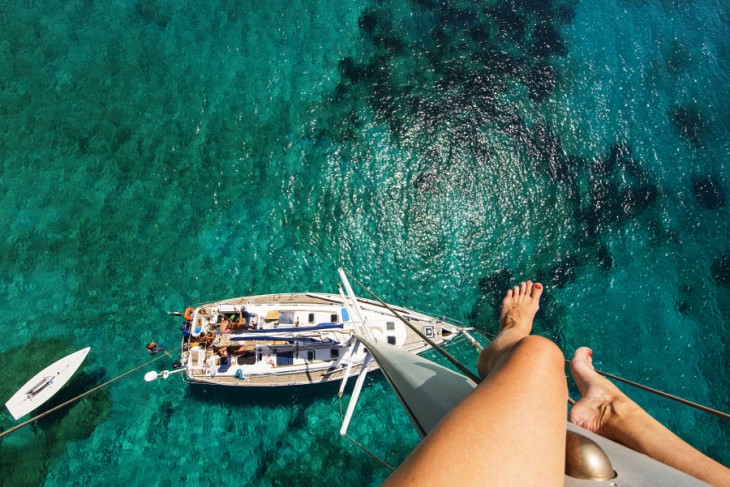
[1,0,728,485]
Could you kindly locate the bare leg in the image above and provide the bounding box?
[570,347,730,486]
[385,282,566,487]
[477,281,543,378]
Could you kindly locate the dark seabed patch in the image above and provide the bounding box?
[538,253,580,288]
[0,341,111,487]
[2,0,730,481]
[671,104,705,146]
[692,175,725,210]
[473,268,514,326]
[711,251,730,287]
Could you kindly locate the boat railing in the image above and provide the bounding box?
[359,298,466,328]
[400,306,466,328]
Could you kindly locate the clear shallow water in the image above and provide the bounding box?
[1,0,728,485]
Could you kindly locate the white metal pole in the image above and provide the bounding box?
[339,353,373,436]
[338,268,374,341]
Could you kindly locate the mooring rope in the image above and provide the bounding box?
[0,349,177,440]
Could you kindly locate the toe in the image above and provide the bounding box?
[573,347,593,364]
[531,282,543,299]
[519,281,527,297]
[569,347,596,393]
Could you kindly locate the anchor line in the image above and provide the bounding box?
[0,349,178,440]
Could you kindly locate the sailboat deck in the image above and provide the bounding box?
[180,292,461,388]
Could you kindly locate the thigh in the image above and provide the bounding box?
[385,336,567,487]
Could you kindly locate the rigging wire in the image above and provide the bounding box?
[470,329,729,420]
[343,270,481,384]
[344,271,729,422]
[337,395,395,471]
[341,434,395,472]
[0,349,177,440]
[563,359,730,422]
[473,328,728,420]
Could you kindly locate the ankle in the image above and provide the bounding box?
[601,396,642,440]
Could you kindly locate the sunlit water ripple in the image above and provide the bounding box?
[0,0,728,485]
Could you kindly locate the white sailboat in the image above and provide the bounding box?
[175,272,466,387]
[5,347,90,421]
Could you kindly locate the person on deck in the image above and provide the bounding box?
[384,281,730,487]
[198,330,215,346]
[216,347,231,369]
[240,306,256,329]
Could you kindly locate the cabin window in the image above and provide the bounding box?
[307,351,314,362]
[277,352,294,366]
[386,321,395,330]
[330,313,338,323]
[330,349,339,359]
[257,353,262,362]
[279,312,295,325]
[387,336,396,345]
[308,313,315,323]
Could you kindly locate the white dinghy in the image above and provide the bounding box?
[5,347,91,420]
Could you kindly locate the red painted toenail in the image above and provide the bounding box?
[535,283,542,289]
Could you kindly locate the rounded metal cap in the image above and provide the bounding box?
[565,430,616,481]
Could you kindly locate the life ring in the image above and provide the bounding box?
[184,307,195,321]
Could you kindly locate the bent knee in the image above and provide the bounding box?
[515,335,565,369]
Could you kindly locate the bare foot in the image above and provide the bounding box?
[477,281,543,378]
[499,281,543,333]
[570,348,730,485]
[569,347,631,438]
